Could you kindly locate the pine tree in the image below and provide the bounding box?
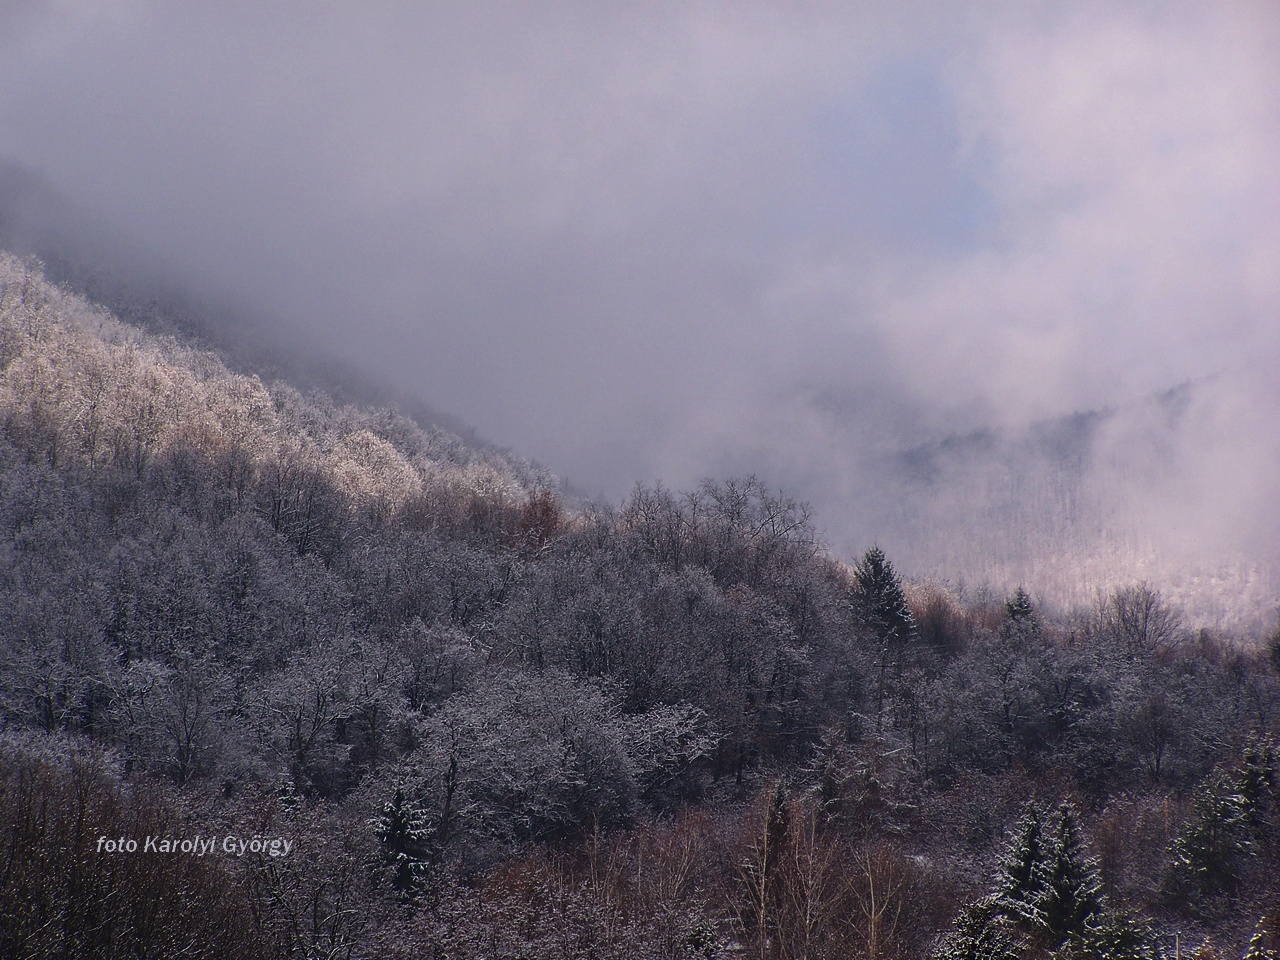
[1243,914,1280,960]
[933,897,1020,960]
[1032,803,1102,945]
[852,546,916,728]
[1002,587,1040,645]
[1062,910,1159,960]
[994,803,1046,927]
[372,787,432,895]
[1170,768,1252,899]
[938,802,1159,960]
[763,778,790,878]
[1235,739,1276,833]
[851,546,916,648]
[740,779,790,958]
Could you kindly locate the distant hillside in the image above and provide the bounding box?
[803,380,1280,632]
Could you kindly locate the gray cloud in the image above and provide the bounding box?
[2,1,1278,620]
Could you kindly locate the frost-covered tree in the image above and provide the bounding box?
[851,546,916,649]
[994,803,1046,927]
[1243,914,1280,960]
[1170,741,1278,904]
[372,786,432,895]
[1059,909,1159,960]
[937,801,1109,958]
[1097,583,1182,658]
[1002,587,1039,645]
[933,898,1021,960]
[1032,803,1102,945]
[110,654,231,784]
[851,546,916,727]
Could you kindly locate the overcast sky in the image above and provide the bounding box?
[2,1,1278,580]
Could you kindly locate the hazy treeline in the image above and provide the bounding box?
[2,254,1280,958]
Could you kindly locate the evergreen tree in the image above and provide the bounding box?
[1005,587,1036,626]
[852,546,916,727]
[372,787,432,895]
[933,897,1021,960]
[1170,768,1252,900]
[1002,587,1040,645]
[1032,803,1102,945]
[763,778,790,878]
[994,803,1046,927]
[1060,910,1159,960]
[1243,915,1280,960]
[1235,739,1276,833]
[937,802,1157,960]
[740,779,790,958]
[851,546,916,648]
[1170,741,1276,907]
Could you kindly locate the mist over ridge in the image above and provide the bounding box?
[1,2,1277,627]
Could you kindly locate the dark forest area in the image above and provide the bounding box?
[2,253,1279,958]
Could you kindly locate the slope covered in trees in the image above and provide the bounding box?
[2,252,1280,958]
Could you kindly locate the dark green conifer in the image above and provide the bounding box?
[1002,587,1040,645]
[1236,738,1276,832]
[933,897,1020,960]
[852,546,917,727]
[1170,768,1252,899]
[851,545,917,647]
[372,786,432,895]
[994,803,1046,927]
[1061,910,1158,960]
[1242,914,1280,960]
[1032,803,1102,945]
[1005,587,1036,626]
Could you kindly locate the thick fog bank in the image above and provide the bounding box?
[2,2,1277,627]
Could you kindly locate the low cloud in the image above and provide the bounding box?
[2,1,1277,619]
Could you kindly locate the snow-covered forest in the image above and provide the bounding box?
[2,253,1279,958]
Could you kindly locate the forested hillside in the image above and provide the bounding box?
[2,253,1279,959]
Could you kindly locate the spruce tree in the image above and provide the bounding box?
[994,803,1046,927]
[1171,743,1277,903]
[372,787,432,895]
[1243,915,1280,960]
[1062,910,1159,960]
[1002,587,1040,645]
[851,546,916,647]
[851,546,916,727]
[1032,803,1102,945]
[1005,587,1036,626]
[933,897,1020,960]
[1170,768,1252,899]
[1236,739,1276,833]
